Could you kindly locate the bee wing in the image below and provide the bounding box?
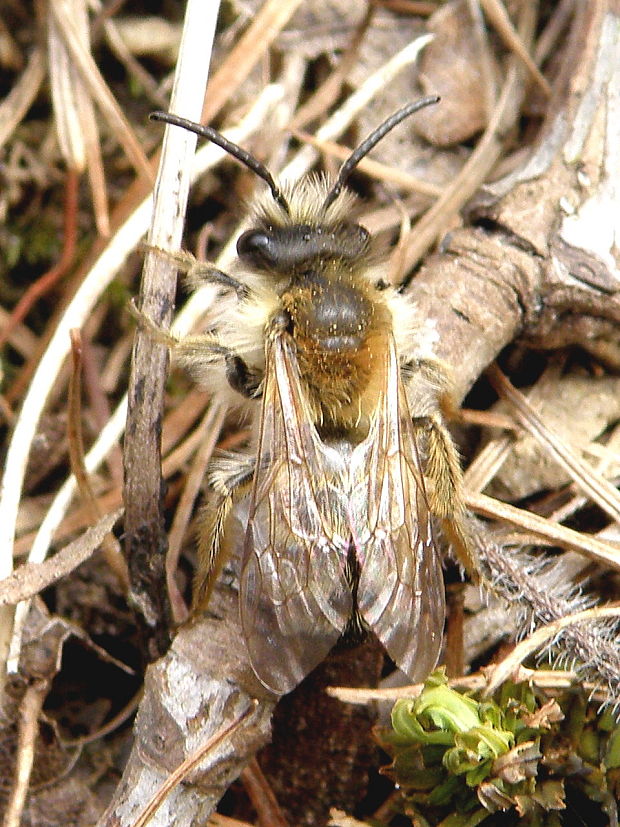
[353,337,445,682]
[240,333,352,695]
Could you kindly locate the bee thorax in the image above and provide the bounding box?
[290,279,371,349]
[281,274,390,427]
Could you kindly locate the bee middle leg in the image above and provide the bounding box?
[130,302,263,397]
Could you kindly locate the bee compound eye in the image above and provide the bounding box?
[237,229,277,268]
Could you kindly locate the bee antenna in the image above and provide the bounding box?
[321,95,440,212]
[150,111,291,215]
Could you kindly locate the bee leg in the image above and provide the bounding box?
[225,353,263,399]
[422,415,475,571]
[130,301,263,394]
[144,244,249,298]
[193,457,255,612]
[127,299,179,347]
[403,357,480,576]
[411,412,480,582]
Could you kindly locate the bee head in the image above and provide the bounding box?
[236,218,370,274]
[150,96,439,274]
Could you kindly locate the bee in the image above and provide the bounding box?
[149,98,474,695]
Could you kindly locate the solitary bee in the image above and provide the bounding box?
[150,99,474,695]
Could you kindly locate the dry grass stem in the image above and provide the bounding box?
[463,436,515,493]
[403,0,536,270]
[0,510,122,607]
[0,47,46,150]
[484,605,620,695]
[290,7,373,130]
[465,0,497,120]
[281,34,433,183]
[67,330,128,589]
[91,0,169,109]
[466,491,620,572]
[200,0,304,123]
[166,402,226,623]
[327,668,580,705]
[535,0,576,63]
[241,758,290,827]
[290,129,443,197]
[0,309,38,358]
[2,679,49,827]
[487,364,620,525]
[479,0,551,95]
[48,0,151,185]
[208,815,256,827]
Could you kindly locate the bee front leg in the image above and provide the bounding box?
[193,456,255,612]
[144,244,249,298]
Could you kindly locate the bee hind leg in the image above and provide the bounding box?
[404,357,481,579]
[193,455,255,612]
[411,409,481,582]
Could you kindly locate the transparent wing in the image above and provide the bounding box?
[240,333,352,695]
[352,336,445,682]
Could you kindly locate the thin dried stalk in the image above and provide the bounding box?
[241,758,290,827]
[0,47,46,150]
[480,539,620,712]
[2,679,49,827]
[290,6,373,130]
[68,331,128,588]
[200,0,304,123]
[0,510,121,607]
[465,0,497,120]
[327,669,579,704]
[487,364,620,525]
[281,34,433,183]
[466,491,620,572]
[290,129,443,197]
[484,605,620,695]
[49,0,152,185]
[479,0,551,95]
[166,402,226,623]
[403,0,537,270]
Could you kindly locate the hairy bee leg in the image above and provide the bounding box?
[130,301,229,361]
[192,458,255,612]
[404,355,482,581]
[412,413,480,581]
[127,299,179,347]
[130,300,264,394]
[143,243,249,298]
